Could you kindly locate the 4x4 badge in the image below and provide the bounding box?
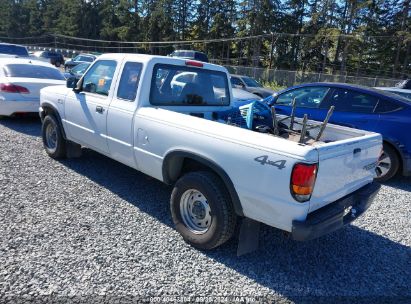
[254,155,286,170]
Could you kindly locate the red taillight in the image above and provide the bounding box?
[0,83,30,94]
[185,60,203,68]
[291,163,318,202]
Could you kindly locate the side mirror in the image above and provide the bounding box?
[66,76,78,89]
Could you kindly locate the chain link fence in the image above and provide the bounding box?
[225,65,401,88]
[21,43,402,88]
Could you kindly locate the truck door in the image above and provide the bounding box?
[106,61,143,168]
[64,60,118,154]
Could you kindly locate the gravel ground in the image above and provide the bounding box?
[0,117,410,304]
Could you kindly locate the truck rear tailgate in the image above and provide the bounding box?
[309,132,382,213]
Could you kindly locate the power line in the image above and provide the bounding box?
[0,32,401,46]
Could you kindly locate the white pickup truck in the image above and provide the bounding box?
[39,53,381,253]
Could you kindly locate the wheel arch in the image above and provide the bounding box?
[40,103,67,140]
[162,150,244,216]
[382,138,403,175]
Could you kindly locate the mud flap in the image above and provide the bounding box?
[237,218,260,256]
[66,141,82,158]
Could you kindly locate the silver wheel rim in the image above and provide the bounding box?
[180,189,212,234]
[376,150,392,178]
[45,122,58,152]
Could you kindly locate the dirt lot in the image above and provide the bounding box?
[0,117,410,303]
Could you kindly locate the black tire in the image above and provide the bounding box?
[41,115,67,159]
[170,171,237,250]
[375,143,399,182]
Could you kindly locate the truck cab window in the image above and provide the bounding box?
[82,60,117,96]
[117,62,142,101]
[150,64,230,106]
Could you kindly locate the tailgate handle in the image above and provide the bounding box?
[353,148,362,155]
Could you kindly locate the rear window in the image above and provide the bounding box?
[0,44,29,57]
[385,90,411,100]
[150,64,230,106]
[4,64,65,80]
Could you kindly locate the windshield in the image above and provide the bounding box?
[172,51,194,58]
[4,64,65,80]
[242,76,262,88]
[71,63,90,75]
[0,44,29,57]
[74,55,94,62]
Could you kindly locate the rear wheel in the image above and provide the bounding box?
[170,171,237,250]
[42,115,67,159]
[375,143,399,182]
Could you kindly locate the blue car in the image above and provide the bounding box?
[265,82,411,181]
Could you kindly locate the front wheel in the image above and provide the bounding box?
[42,115,67,159]
[375,143,399,182]
[170,171,237,250]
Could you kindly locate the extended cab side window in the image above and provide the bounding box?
[150,64,230,106]
[325,89,378,113]
[117,62,142,101]
[82,60,117,96]
[276,87,329,108]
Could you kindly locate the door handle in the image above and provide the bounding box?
[353,148,362,155]
[96,106,105,114]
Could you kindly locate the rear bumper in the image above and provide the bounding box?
[0,100,39,116]
[292,182,381,241]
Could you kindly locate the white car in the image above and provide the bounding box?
[375,87,411,100]
[0,58,66,116]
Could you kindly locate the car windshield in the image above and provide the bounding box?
[74,55,94,62]
[242,76,262,88]
[172,51,194,58]
[0,45,29,57]
[71,63,90,75]
[4,64,65,80]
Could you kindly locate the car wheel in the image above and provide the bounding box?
[170,171,237,250]
[375,143,399,182]
[42,115,67,159]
